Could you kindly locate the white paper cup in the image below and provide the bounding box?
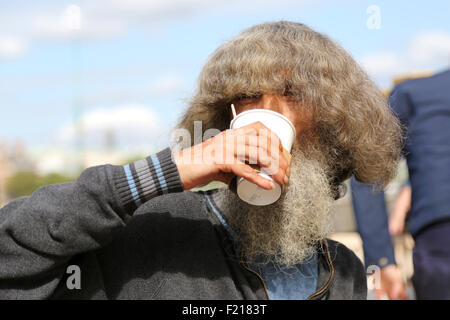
[230,109,296,151]
[229,109,296,206]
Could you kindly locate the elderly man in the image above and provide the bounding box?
[0,21,402,300]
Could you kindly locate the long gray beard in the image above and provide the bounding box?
[211,145,334,268]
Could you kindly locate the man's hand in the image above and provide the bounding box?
[375,264,408,300]
[172,121,291,191]
[389,185,412,236]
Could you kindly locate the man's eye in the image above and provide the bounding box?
[238,93,260,101]
[283,90,294,97]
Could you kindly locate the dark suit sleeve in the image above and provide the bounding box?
[388,83,413,126]
[350,177,396,268]
[388,83,413,155]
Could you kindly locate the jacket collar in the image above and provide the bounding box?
[201,189,335,299]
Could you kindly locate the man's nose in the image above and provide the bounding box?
[260,94,282,113]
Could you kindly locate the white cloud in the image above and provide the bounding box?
[79,73,188,105]
[410,31,450,64]
[0,35,27,59]
[30,6,126,42]
[0,0,214,48]
[33,148,130,175]
[57,104,168,151]
[0,0,313,58]
[34,103,176,174]
[360,51,404,77]
[103,0,211,17]
[360,30,450,88]
[33,151,73,175]
[149,74,186,95]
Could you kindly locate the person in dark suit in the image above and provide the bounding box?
[351,177,407,299]
[353,70,450,299]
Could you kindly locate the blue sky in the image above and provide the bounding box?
[1,0,450,155]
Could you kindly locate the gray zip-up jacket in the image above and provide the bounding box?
[0,147,367,300]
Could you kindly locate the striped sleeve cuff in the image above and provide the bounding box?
[114,147,184,214]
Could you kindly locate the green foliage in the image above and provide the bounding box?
[120,155,146,166]
[5,171,74,199]
[39,172,74,186]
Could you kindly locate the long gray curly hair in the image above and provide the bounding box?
[174,21,403,199]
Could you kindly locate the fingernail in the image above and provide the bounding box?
[270,181,276,189]
[284,175,289,184]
